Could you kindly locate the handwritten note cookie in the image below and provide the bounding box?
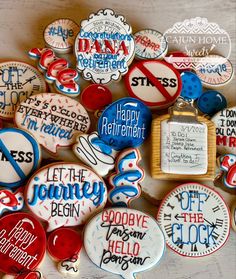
[219,154,236,189]
[44,18,80,54]
[108,148,144,207]
[84,208,165,279]
[0,61,47,120]
[157,183,230,257]
[25,162,107,232]
[29,48,80,97]
[0,188,24,216]
[73,132,118,177]
[124,60,182,109]
[15,93,90,154]
[211,106,236,155]
[74,8,135,84]
[98,97,152,150]
[0,128,41,188]
[0,212,46,276]
[48,228,83,276]
[133,29,168,60]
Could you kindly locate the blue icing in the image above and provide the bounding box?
[197,90,227,116]
[97,97,152,150]
[0,128,40,188]
[91,137,113,155]
[180,71,202,100]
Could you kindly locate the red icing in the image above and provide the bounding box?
[47,228,82,261]
[80,84,112,111]
[0,213,46,275]
[165,51,191,73]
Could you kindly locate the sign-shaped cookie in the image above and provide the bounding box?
[125,60,182,109]
[84,208,165,279]
[15,93,90,154]
[25,162,107,232]
[74,8,135,84]
[157,183,230,257]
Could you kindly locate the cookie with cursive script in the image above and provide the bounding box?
[25,162,107,232]
[0,212,46,277]
[84,208,165,279]
[108,148,144,207]
[14,93,90,154]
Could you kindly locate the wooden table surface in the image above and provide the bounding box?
[0,0,235,279]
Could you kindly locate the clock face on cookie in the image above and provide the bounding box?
[0,61,46,119]
[157,182,230,257]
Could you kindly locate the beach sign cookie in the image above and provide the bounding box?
[98,97,152,151]
[0,212,46,277]
[133,29,168,60]
[157,182,230,257]
[25,162,107,232]
[84,208,165,279]
[211,106,236,155]
[0,188,24,216]
[108,148,144,207]
[0,61,47,120]
[124,60,182,109]
[219,154,236,189]
[195,55,234,89]
[73,132,118,177]
[15,93,90,154]
[29,48,80,97]
[44,18,80,54]
[74,8,135,84]
[47,228,83,276]
[0,128,41,188]
[151,99,216,180]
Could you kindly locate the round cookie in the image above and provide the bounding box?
[84,208,165,279]
[0,61,47,120]
[0,212,46,276]
[124,60,182,109]
[97,97,152,150]
[25,162,107,232]
[74,8,135,84]
[44,18,80,54]
[157,182,230,257]
[180,71,202,100]
[133,29,168,60]
[0,128,41,188]
[231,200,236,232]
[14,92,90,154]
[197,90,227,116]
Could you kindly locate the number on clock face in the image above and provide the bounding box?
[157,183,230,257]
[0,61,46,119]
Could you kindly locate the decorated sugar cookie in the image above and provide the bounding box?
[25,162,107,232]
[0,187,24,215]
[47,228,83,276]
[44,18,80,54]
[84,208,165,279]
[124,60,182,109]
[180,71,202,100]
[0,128,41,188]
[15,93,90,154]
[195,55,234,89]
[98,97,152,150]
[73,132,118,177]
[197,90,227,116]
[164,51,191,72]
[0,61,47,120]
[211,106,236,155]
[74,8,135,84]
[29,48,80,96]
[157,182,230,257]
[231,200,236,232]
[0,212,46,277]
[108,148,144,207]
[219,154,236,189]
[133,29,168,60]
[80,84,112,111]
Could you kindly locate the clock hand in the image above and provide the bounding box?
[22,76,36,86]
[204,218,216,228]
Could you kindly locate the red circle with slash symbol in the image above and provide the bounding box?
[125,60,182,109]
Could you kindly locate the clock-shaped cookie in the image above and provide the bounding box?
[0,61,47,120]
[157,182,230,257]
